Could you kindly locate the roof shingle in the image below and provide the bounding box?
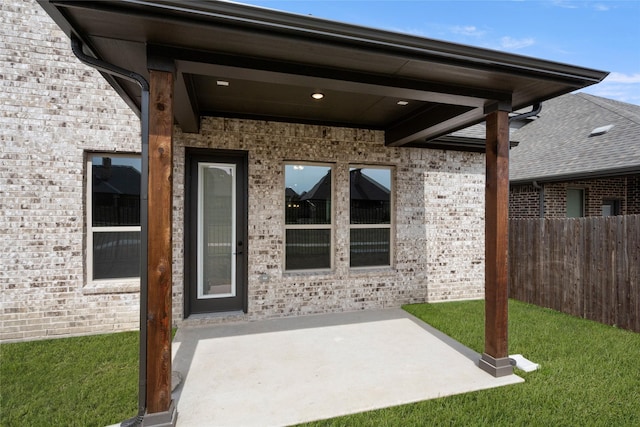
[509,93,640,183]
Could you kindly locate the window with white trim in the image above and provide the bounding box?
[349,167,392,267]
[87,154,141,281]
[284,164,333,271]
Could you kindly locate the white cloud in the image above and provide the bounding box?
[500,36,535,50]
[552,1,612,11]
[451,25,486,37]
[581,72,640,105]
[605,72,640,84]
[552,0,578,9]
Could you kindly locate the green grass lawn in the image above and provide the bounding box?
[2,300,639,426]
[300,300,640,427]
[1,332,138,427]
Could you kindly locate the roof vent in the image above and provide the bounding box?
[590,124,614,137]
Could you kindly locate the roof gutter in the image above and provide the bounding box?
[511,165,640,185]
[71,35,149,427]
[509,103,542,123]
[50,0,608,86]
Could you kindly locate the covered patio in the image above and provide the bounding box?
[38,1,607,425]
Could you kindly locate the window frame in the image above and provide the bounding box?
[348,165,394,269]
[602,199,621,216]
[283,162,335,272]
[86,153,141,284]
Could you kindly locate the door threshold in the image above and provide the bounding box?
[181,311,248,328]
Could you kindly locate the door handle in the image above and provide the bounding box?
[235,240,243,255]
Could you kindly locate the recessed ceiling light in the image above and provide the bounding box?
[397,100,409,106]
[311,92,324,100]
[217,80,230,87]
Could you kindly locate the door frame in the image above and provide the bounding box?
[184,148,248,316]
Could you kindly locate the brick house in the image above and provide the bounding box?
[509,93,640,219]
[3,1,608,405]
[1,0,493,342]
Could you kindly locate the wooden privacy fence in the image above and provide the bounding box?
[509,215,640,333]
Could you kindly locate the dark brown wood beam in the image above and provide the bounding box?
[174,71,200,133]
[479,107,513,377]
[146,69,176,419]
[385,105,478,146]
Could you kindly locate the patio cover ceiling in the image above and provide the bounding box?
[39,0,608,148]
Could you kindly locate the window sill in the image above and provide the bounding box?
[349,266,395,276]
[83,279,140,295]
[283,269,334,278]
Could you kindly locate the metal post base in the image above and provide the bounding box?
[142,401,177,427]
[479,353,513,377]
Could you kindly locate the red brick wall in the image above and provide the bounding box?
[509,184,541,218]
[586,177,627,216]
[510,175,638,218]
[628,175,640,215]
[544,184,566,217]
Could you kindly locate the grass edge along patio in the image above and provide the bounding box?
[1,300,639,426]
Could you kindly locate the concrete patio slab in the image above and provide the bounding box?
[170,309,523,426]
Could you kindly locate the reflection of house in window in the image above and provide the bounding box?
[350,168,392,268]
[284,165,332,271]
[350,168,391,224]
[89,155,141,281]
[288,171,332,224]
[92,158,141,226]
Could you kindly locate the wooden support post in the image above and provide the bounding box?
[145,69,177,424]
[480,107,513,377]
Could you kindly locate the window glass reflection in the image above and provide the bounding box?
[350,228,390,267]
[92,156,141,226]
[285,229,331,270]
[285,165,332,225]
[92,231,140,279]
[350,168,391,224]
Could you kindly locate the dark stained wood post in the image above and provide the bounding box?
[480,105,513,377]
[145,69,177,423]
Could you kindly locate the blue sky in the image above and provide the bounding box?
[236,0,640,105]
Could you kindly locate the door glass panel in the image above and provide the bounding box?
[198,163,236,299]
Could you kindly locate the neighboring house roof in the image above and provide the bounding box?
[285,187,299,199]
[349,169,390,201]
[295,169,390,201]
[300,171,332,201]
[93,165,141,196]
[510,93,640,184]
